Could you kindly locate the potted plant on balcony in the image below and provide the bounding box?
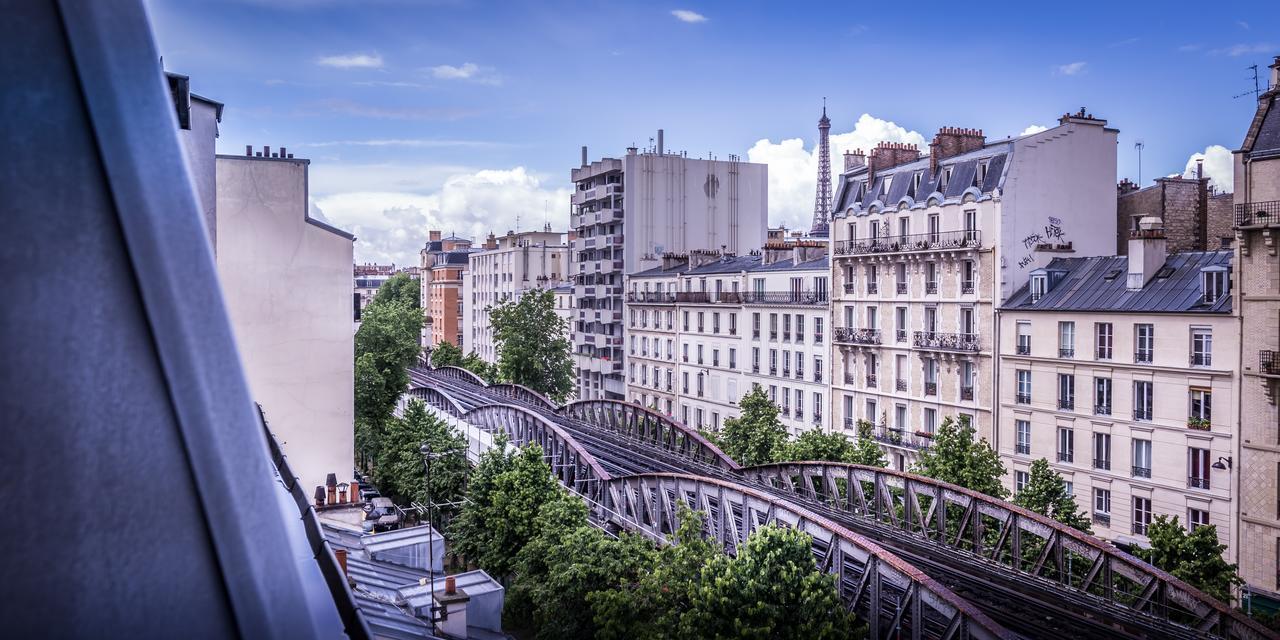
[1187,416,1211,431]
[914,429,934,440]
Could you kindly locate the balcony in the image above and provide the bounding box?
[1094,404,1111,416]
[1016,392,1031,404]
[961,281,975,295]
[1057,451,1073,463]
[867,282,879,295]
[844,371,857,385]
[1134,350,1153,364]
[1016,344,1030,356]
[924,382,937,396]
[770,331,778,340]
[1059,348,1075,358]
[815,372,823,383]
[960,386,974,401]
[843,282,857,294]
[770,367,778,376]
[1234,200,1280,228]
[1187,417,1211,431]
[866,374,878,388]
[834,327,882,345]
[895,378,907,392]
[1093,458,1111,471]
[1015,443,1030,455]
[742,291,829,306]
[1262,350,1279,375]
[794,409,804,420]
[870,425,932,450]
[1093,513,1111,527]
[925,282,938,295]
[895,330,907,343]
[1189,476,1211,490]
[895,282,908,295]
[626,292,675,304]
[676,291,710,304]
[1058,398,1075,410]
[815,333,824,344]
[753,330,761,339]
[1134,408,1152,421]
[1132,466,1151,478]
[1190,352,1212,367]
[1132,522,1148,536]
[913,331,980,352]
[834,230,982,256]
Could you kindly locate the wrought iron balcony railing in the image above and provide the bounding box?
[924,382,937,396]
[1261,350,1278,375]
[925,282,938,294]
[834,327,881,345]
[1093,458,1110,471]
[1190,352,1212,367]
[1015,443,1030,455]
[961,281,975,295]
[1132,466,1151,478]
[1015,392,1031,404]
[1094,403,1111,416]
[895,329,907,343]
[1234,200,1280,228]
[1057,451,1074,463]
[913,331,980,352]
[896,282,908,295]
[867,282,879,295]
[960,386,974,401]
[896,378,907,391]
[1189,476,1211,490]
[1016,343,1031,355]
[1059,348,1075,358]
[742,291,829,306]
[834,230,982,255]
[1058,398,1075,410]
[626,292,676,303]
[866,374,878,388]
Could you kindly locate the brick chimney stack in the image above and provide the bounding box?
[844,149,865,173]
[1270,55,1280,90]
[929,127,985,175]
[867,142,920,188]
[1117,178,1140,196]
[429,230,442,242]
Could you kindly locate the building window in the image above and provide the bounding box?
[712,313,720,334]
[1094,488,1111,518]
[1133,497,1153,535]
[924,408,937,434]
[1015,470,1029,494]
[814,355,823,383]
[712,348,719,367]
[752,347,760,373]
[961,260,975,294]
[753,312,761,339]
[1030,275,1047,302]
[729,313,737,336]
[682,343,689,363]
[1191,328,1212,367]
[1016,369,1031,404]
[1189,447,1211,490]
[1016,321,1031,355]
[1188,508,1210,531]
[1135,324,1154,363]
[1095,322,1113,360]
[1189,388,1212,428]
[1132,439,1152,477]
[782,351,791,377]
[795,315,805,343]
[1093,433,1111,470]
[1015,420,1031,454]
[1201,267,1228,304]
[697,312,705,333]
[1058,322,1075,357]
[783,314,792,341]
[1058,374,1075,410]
[1133,380,1153,421]
[769,349,777,375]
[814,317,824,343]
[1094,377,1112,415]
[729,348,737,370]
[770,313,778,340]
[1057,427,1074,463]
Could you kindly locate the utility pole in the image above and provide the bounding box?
[1134,140,1145,185]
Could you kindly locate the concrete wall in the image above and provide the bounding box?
[466,231,568,363]
[215,155,355,495]
[1116,178,1234,255]
[623,153,767,273]
[177,99,219,248]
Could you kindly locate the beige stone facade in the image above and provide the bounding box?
[464,230,569,363]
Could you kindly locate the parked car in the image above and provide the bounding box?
[362,497,400,532]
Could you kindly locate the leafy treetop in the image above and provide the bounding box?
[489,289,574,403]
[1134,515,1242,603]
[1012,458,1091,533]
[911,415,1007,499]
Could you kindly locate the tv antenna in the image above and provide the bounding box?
[1233,64,1261,100]
[1134,140,1145,185]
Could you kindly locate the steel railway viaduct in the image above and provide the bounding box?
[407,364,1272,640]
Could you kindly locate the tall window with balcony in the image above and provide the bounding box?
[1134,380,1153,421]
[895,263,908,295]
[1094,488,1111,525]
[1095,322,1113,360]
[927,213,940,243]
[728,313,737,336]
[794,354,804,380]
[814,356,823,383]
[959,361,975,401]
[1093,433,1111,470]
[1189,387,1212,430]
[923,306,937,334]
[697,312,705,333]
[895,307,907,343]
[960,307,976,339]
[782,351,790,377]
[1094,377,1112,415]
[769,313,778,340]
[1059,321,1075,358]
[1015,419,1031,454]
[895,354,907,391]
[751,347,760,373]
[782,314,791,341]
[1190,328,1212,367]
[712,313,720,335]
[1133,497,1153,535]
[1016,321,1031,355]
[866,265,879,295]
[728,348,736,370]
[923,358,937,396]
[752,312,760,339]
[1135,324,1154,363]
[961,260,975,294]
[795,315,804,343]
[1015,470,1029,494]
[1016,369,1031,404]
[769,349,777,376]
[1057,427,1074,463]
[1058,373,1075,410]
[963,209,977,243]
[794,389,804,419]
[925,262,938,294]
[712,348,720,367]
[1132,439,1152,478]
[814,317,824,344]
[866,354,879,389]
[923,407,936,434]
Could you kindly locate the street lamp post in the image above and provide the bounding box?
[420,442,445,625]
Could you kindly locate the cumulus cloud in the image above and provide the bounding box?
[316,53,383,69]
[746,113,927,231]
[312,167,572,264]
[1020,124,1049,136]
[1180,144,1234,193]
[428,63,501,85]
[1055,61,1087,76]
[671,9,707,23]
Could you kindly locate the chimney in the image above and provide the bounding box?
[1196,158,1204,181]
[761,242,791,266]
[314,485,326,508]
[791,241,826,265]
[929,127,985,175]
[866,142,920,188]
[844,149,865,173]
[433,577,470,639]
[688,249,722,268]
[334,549,348,577]
[279,146,287,158]
[245,144,252,157]
[657,129,664,155]
[581,145,588,167]
[1117,178,1140,196]
[430,230,442,242]
[1271,56,1280,90]
[661,253,689,271]
[350,479,360,503]
[1127,216,1167,291]
[326,473,338,505]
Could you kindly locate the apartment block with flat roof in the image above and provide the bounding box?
[464,229,569,363]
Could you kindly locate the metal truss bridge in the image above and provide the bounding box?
[406,364,1272,640]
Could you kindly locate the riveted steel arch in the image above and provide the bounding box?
[596,473,1014,640]
[433,365,487,386]
[460,403,611,502]
[742,462,1276,640]
[562,400,741,471]
[488,383,559,411]
[405,386,467,416]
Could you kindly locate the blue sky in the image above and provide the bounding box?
[147,0,1279,264]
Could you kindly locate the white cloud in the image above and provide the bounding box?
[312,167,572,264]
[1019,124,1049,136]
[1055,61,1087,76]
[671,9,707,23]
[428,63,501,84]
[316,53,383,69]
[746,113,927,231]
[1213,42,1275,57]
[1180,144,1234,193]
[1178,43,1202,52]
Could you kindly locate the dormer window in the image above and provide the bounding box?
[1201,266,1229,303]
[912,171,922,195]
[940,167,953,190]
[977,161,988,186]
[882,175,893,194]
[1030,274,1048,302]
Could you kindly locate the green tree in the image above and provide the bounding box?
[785,429,859,463]
[353,300,422,467]
[718,386,787,466]
[1134,515,1242,603]
[372,272,420,308]
[1013,458,1091,533]
[912,415,1007,499]
[373,400,468,524]
[460,350,498,382]
[489,289,574,402]
[849,419,888,468]
[430,340,463,368]
[510,495,656,639]
[448,442,562,577]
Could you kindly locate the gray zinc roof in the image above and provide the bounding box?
[749,256,830,272]
[833,142,1012,215]
[1002,251,1233,314]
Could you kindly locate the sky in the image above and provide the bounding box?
[146,0,1279,265]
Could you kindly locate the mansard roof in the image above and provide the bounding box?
[1003,251,1233,314]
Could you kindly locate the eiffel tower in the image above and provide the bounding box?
[810,99,831,237]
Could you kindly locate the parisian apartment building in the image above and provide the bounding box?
[418,230,473,350]
[624,243,830,435]
[463,228,570,363]
[997,220,1239,558]
[571,133,768,400]
[1233,56,1280,600]
[828,111,1119,470]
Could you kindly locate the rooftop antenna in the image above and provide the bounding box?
[1134,140,1145,185]
[1233,64,1261,100]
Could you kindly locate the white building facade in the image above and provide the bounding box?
[464,230,569,363]
[829,112,1118,470]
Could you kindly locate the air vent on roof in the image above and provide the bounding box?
[1155,266,1175,279]
[1103,269,1122,281]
